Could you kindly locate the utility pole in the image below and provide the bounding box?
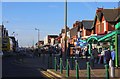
[64,0,67,59]
[35,28,40,48]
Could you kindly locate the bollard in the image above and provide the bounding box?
[66,59,69,77]
[105,64,109,79]
[87,62,91,79]
[75,60,79,79]
[109,60,115,77]
[72,56,74,70]
[60,58,63,74]
[48,55,49,68]
[54,57,57,71]
[110,67,115,77]
[90,55,94,67]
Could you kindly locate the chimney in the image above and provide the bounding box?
[73,24,75,27]
[96,8,103,13]
[76,21,80,26]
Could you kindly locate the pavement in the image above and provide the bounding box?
[47,68,120,79]
[46,57,120,79]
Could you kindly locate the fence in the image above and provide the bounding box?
[53,56,111,79]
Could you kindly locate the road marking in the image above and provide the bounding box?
[41,71,56,78]
[38,69,57,79]
[47,69,62,78]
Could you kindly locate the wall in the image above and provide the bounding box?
[108,23,115,31]
[86,30,92,36]
[44,36,48,45]
[96,16,106,35]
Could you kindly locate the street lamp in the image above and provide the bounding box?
[35,28,40,48]
[64,0,67,59]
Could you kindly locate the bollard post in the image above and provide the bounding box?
[48,55,49,68]
[109,60,115,78]
[105,64,109,79]
[54,57,57,71]
[72,56,74,70]
[87,62,91,79]
[90,55,94,67]
[60,58,63,74]
[110,66,115,77]
[75,60,79,79]
[66,59,69,77]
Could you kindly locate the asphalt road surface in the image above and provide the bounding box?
[2,56,49,79]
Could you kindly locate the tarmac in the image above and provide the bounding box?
[2,53,120,79]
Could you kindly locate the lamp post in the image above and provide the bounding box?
[35,28,40,48]
[64,0,67,59]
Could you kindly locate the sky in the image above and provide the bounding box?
[1,2,119,47]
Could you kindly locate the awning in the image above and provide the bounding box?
[87,35,102,43]
[98,30,120,42]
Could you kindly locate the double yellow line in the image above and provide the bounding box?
[41,71,55,78]
[38,69,57,79]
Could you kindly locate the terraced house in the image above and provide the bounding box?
[86,8,120,67]
[93,8,120,35]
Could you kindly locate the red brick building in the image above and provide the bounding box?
[80,20,94,39]
[93,8,120,35]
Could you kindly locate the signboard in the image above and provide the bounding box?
[118,35,120,65]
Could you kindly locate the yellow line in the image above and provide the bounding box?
[38,69,57,79]
[41,71,51,77]
[41,71,56,79]
[47,70,62,78]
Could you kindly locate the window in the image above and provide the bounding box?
[97,23,103,34]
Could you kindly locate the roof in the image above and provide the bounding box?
[82,20,94,30]
[61,27,70,33]
[9,36,16,42]
[61,29,65,33]
[0,25,4,29]
[98,29,120,42]
[93,8,120,28]
[48,35,58,38]
[102,8,120,22]
[70,26,78,37]
[96,8,120,22]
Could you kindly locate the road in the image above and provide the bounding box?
[2,55,49,79]
[2,51,106,79]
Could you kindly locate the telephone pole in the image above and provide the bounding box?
[35,28,40,48]
[64,0,67,59]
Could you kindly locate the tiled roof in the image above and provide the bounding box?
[93,8,120,28]
[102,8,120,22]
[82,20,94,30]
[48,35,58,38]
[61,27,70,33]
[96,8,120,22]
[70,26,78,37]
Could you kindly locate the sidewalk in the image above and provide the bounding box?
[46,57,120,79]
[47,67,120,79]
